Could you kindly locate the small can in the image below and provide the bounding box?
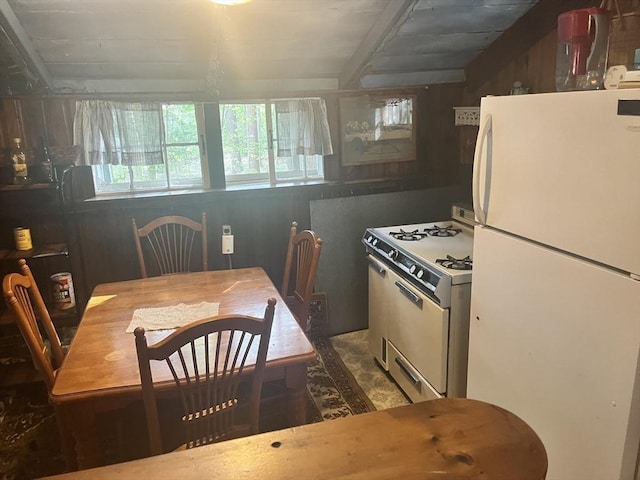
[14,227,32,250]
[50,272,76,310]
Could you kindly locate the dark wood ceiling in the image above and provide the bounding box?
[0,0,596,97]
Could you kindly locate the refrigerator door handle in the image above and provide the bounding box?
[473,113,492,225]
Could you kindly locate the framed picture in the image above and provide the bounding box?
[339,95,416,166]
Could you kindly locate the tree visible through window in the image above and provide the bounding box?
[219,103,269,180]
[220,98,330,184]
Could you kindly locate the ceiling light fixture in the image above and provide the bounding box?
[210,0,253,5]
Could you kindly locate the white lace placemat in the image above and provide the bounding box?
[125,301,220,333]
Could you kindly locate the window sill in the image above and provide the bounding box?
[83,176,431,205]
[86,179,332,202]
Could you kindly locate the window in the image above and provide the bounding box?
[74,97,331,194]
[86,103,206,194]
[219,98,331,184]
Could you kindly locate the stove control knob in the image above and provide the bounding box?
[388,249,398,259]
[416,269,424,279]
[409,264,417,274]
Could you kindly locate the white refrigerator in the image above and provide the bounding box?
[467,89,640,480]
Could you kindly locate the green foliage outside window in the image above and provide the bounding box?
[219,103,269,176]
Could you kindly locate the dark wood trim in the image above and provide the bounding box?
[203,102,226,189]
[0,0,52,91]
[464,0,601,92]
[339,0,418,89]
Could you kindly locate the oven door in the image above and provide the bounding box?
[367,255,390,370]
[385,267,450,395]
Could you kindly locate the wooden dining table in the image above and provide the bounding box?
[42,398,548,480]
[50,267,316,471]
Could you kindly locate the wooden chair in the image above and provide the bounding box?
[281,221,323,331]
[2,259,65,391]
[132,213,208,278]
[134,298,276,456]
[2,259,79,470]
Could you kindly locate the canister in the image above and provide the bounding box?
[13,227,32,250]
[50,272,76,310]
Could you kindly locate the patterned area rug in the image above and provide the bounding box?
[0,339,65,480]
[306,333,376,420]
[294,293,375,425]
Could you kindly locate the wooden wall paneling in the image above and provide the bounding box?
[199,199,227,272]
[459,126,478,166]
[607,0,640,65]
[0,99,9,156]
[0,98,34,181]
[522,30,557,94]
[73,207,136,290]
[465,29,557,103]
[219,190,311,289]
[421,84,464,182]
[16,97,45,151]
[41,97,76,146]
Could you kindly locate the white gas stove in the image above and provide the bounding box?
[362,204,475,307]
[362,204,476,402]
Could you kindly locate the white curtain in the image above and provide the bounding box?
[73,100,165,166]
[274,98,333,157]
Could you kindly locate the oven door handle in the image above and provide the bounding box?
[367,256,386,277]
[395,357,420,386]
[394,281,423,309]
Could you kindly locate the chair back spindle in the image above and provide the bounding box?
[135,298,276,455]
[132,213,208,278]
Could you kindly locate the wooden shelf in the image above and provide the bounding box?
[0,182,59,192]
[0,243,68,261]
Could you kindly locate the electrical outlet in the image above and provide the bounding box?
[222,235,234,254]
[222,224,234,255]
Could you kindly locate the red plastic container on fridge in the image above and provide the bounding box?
[555,7,609,91]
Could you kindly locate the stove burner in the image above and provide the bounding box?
[389,229,430,241]
[424,225,462,237]
[436,255,473,270]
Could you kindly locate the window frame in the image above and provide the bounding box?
[89,97,329,196]
[218,98,326,186]
[91,102,209,196]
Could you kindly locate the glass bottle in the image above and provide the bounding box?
[11,137,29,185]
[40,139,56,183]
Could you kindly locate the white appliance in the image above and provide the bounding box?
[467,89,640,480]
[362,204,476,401]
